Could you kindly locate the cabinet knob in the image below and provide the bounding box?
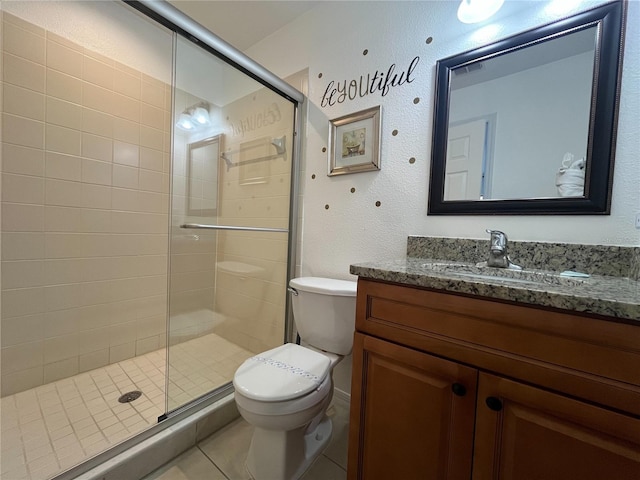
[485,396,503,411]
[451,382,467,396]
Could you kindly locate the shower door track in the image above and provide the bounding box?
[180,223,288,233]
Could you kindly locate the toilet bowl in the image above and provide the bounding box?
[233,277,357,480]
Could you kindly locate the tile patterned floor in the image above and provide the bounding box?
[143,395,350,480]
[0,334,253,480]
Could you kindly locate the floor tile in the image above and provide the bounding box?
[323,396,350,470]
[141,447,227,480]
[199,418,253,480]
[302,455,347,480]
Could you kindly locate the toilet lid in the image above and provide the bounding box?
[233,343,331,402]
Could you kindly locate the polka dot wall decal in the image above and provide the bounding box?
[312,174,316,179]
[413,97,420,104]
[322,147,327,152]
[392,129,398,136]
[426,37,433,44]
[375,201,381,207]
[325,204,330,210]
[363,49,368,55]
[318,73,323,78]
[409,157,416,164]
[350,187,356,193]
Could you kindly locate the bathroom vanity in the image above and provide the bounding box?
[346,238,640,480]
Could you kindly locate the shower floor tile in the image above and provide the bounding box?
[0,333,253,480]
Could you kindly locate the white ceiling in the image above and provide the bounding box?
[168,1,320,51]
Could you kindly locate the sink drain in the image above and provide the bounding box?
[118,391,142,403]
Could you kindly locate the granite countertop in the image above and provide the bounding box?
[350,257,640,322]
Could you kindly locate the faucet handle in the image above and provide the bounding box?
[486,229,507,250]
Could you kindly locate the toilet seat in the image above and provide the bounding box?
[233,343,331,402]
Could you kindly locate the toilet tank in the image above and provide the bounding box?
[289,277,357,355]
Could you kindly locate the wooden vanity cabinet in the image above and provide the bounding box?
[347,279,640,480]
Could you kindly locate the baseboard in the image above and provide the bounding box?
[333,387,351,404]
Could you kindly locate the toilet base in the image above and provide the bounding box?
[246,415,333,480]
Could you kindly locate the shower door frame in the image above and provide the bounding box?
[51,1,304,478]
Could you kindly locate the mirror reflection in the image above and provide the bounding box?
[446,27,596,201]
[428,0,624,215]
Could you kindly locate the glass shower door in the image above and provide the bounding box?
[167,35,296,412]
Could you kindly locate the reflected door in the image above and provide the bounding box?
[444,119,486,200]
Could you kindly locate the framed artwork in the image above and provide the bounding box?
[328,105,381,176]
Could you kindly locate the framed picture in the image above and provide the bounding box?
[328,105,381,176]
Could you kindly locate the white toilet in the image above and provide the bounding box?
[233,277,357,480]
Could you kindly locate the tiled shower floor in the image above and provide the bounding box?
[0,334,253,480]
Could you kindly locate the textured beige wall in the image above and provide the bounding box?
[0,12,172,396]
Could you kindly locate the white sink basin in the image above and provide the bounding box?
[420,262,587,287]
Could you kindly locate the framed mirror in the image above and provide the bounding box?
[187,135,221,217]
[428,0,625,215]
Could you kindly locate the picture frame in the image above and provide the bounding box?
[328,105,381,176]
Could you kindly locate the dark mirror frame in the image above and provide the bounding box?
[428,0,625,215]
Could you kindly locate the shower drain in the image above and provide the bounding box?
[118,390,142,403]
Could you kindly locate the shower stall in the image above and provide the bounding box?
[0,1,302,478]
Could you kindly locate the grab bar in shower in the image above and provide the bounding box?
[180,223,288,233]
[221,135,286,171]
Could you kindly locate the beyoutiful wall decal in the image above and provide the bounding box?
[320,56,420,107]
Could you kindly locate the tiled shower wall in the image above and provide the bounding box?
[0,11,172,396]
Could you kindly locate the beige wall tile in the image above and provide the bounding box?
[45,152,82,181]
[139,169,163,193]
[81,257,115,282]
[81,132,113,162]
[45,124,81,156]
[82,55,113,90]
[3,53,45,92]
[2,113,45,149]
[141,81,164,108]
[46,39,82,78]
[3,11,45,36]
[2,144,45,176]
[45,178,83,208]
[81,158,112,186]
[3,20,45,64]
[113,141,139,167]
[140,147,163,172]
[81,184,111,209]
[112,164,138,189]
[138,275,167,298]
[1,203,44,232]
[1,260,44,289]
[109,321,137,347]
[82,82,113,115]
[140,103,163,130]
[1,340,44,374]
[46,31,82,52]
[81,280,112,306]
[44,206,82,232]
[78,349,109,373]
[112,188,139,212]
[78,303,112,329]
[136,294,166,320]
[43,333,78,364]
[1,232,45,260]
[80,234,112,258]
[1,173,44,204]
[1,313,44,347]
[3,83,45,121]
[140,125,163,151]
[111,234,143,256]
[45,283,82,312]
[46,69,82,104]
[45,232,84,259]
[80,208,112,233]
[2,286,45,318]
[138,191,164,213]
[1,366,44,396]
[109,342,135,363]
[43,308,81,338]
[112,92,139,122]
[135,336,159,356]
[44,258,85,285]
[43,357,79,383]
[46,97,82,130]
[111,211,140,234]
[113,69,141,100]
[82,108,113,138]
[113,117,140,144]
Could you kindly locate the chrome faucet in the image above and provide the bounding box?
[485,229,521,269]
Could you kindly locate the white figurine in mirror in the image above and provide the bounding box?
[555,152,585,197]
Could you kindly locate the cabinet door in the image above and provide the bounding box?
[473,372,640,480]
[347,333,477,480]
